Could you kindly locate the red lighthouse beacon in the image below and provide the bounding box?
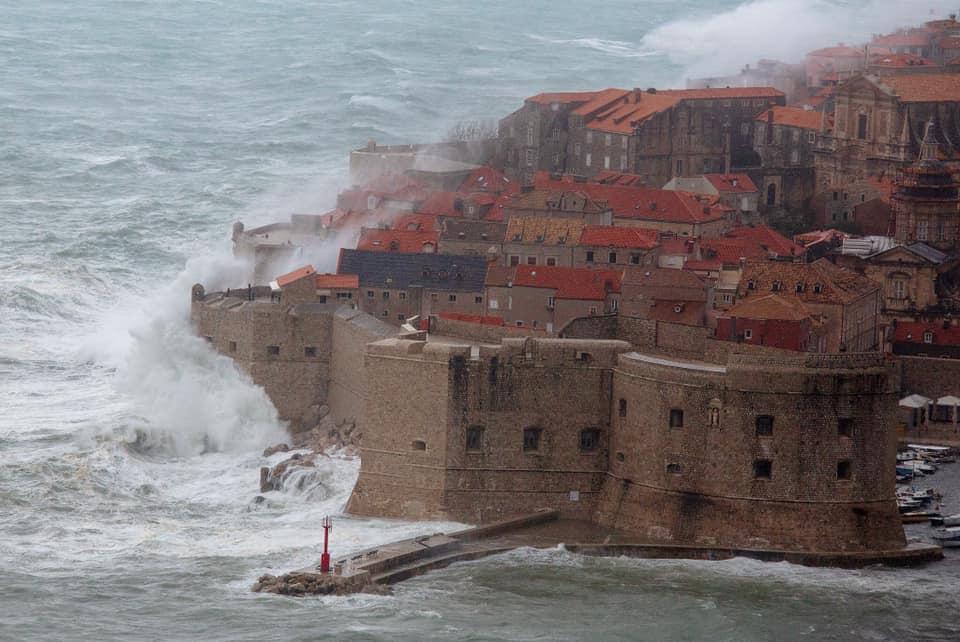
[320,516,332,573]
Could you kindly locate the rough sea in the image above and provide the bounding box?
[2,1,959,639]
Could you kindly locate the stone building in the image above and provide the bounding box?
[337,249,489,326]
[805,46,865,88]
[814,73,960,188]
[737,258,881,352]
[438,219,506,258]
[619,268,711,327]
[500,187,612,225]
[662,173,760,222]
[715,293,826,352]
[890,123,960,250]
[347,336,906,554]
[497,86,786,188]
[484,264,622,332]
[574,226,659,268]
[500,217,586,268]
[356,228,439,254]
[752,107,820,213]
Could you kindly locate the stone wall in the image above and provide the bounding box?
[899,355,960,399]
[431,316,548,343]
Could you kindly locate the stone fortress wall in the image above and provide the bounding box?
[348,336,906,553]
[192,284,907,554]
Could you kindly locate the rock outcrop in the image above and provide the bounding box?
[252,572,391,597]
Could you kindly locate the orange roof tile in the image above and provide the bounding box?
[659,86,784,100]
[704,173,758,193]
[578,226,659,249]
[807,46,864,58]
[724,293,814,322]
[880,73,960,102]
[871,31,930,48]
[459,166,518,195]
[356,228,439,253]
[527,91,600,105]
[869,52,937,69]
[894,320,960,345]
[756,106,822,130]
[487,265,622,300]
[315,274,359,289]
[725,225,806,258]
[391,213,441,232]
[504,217,585,245]
[571,88,632,117]
[275,265,316,287]
[585,92,680,134]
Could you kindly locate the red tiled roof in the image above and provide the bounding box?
[869,52,937,69]
[356,228,439,253]
[756,106,822,130]
[871,31,931,48]
[571,88,632,117]
[704,173,759,193]
[725,225,806,258]
[459,166,518,195]
[682,259,723,272]
[275,265,316,287]
[439,312,506,326]
[585,92,681,134]
[659,87,784,100]
[880,73,960,102]
[527,91,599,105]
[483,194,513,221]
[391,213,441,232]
[578,226,659,249]
[416,191,463,217]
[533,174,725,224]
[894,321,960,345]
[659,237,699,255]
[487,265,622,300]
[937,35,960,49]
[592,171,647,187]
[315,274,359,289]
[700,237,768,264]
[725,293,814,322]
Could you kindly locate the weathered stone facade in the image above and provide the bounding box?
[347,336,906,553]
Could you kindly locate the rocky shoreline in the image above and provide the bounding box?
[252,572,391,597]
[259,403,360,494]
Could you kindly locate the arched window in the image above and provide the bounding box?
[766,183,777,206]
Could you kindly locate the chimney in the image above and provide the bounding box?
[366,139,377,152]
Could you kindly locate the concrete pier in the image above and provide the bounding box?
[253,510,943,595]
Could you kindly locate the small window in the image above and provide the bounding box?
[318,295,328,304]
[546,257,557,266]
[267,345,280,356]
[382,291,389,299]
[304,346,317,357]
[669,408,684,428]
[381,310,389,317]
[523,427,542,452]
[618,398,627,417]
[228,341,237,352]
[923,331,934,344]
[585,251,595,263]
[708,407,720,427]
[336,292,352,300]
[475,296,483,304]
[744,328,753,340]
[747,280,756,291]
[608,252,617,264]
[630,254,640,265]
[366,290,374,298]
[756,415,774,437]
[837,460,852,480]
[399,291,406,300]
[397,314,405,321]
[666,462,683,475]
[754,459,772,479]
[616,452,625,462]
[813,283,823,294]
[449,294,457,302]
[579,428,601,452]
[547,295,556,308]
[838,418,853,437]
[527,256,537,265]
[431,292,439,301]
[795,282,805,293]
[510,255,520,266]
[412,440,426,451]
[772,280,782,292]
[466,426,484,452]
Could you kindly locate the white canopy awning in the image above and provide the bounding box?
[936,395,960,406]
[900,394,933,409]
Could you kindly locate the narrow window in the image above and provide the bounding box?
[669,408,684,428]
[397,314,405,321]
[546,257,557,266]
[466,426,484,452]
[399,292,406,300]
[579,428,601,452]
[857,113,868,140]
[527,256,537,265]
[837,460,852,480]
[754,459,772,479]
[510,255,520,266]
[547,295,556,308]
[585,153,592,167]
[474,296,483,304]
[381,310,389,317]
[381,291,389,300]
[756,415,774,437]
[666,463,683,475]
[923,331,934,344]
[618,398,627,417]
[523,427,542,452]
[267,345,280,356]
[366,290,374,298]
[630,254,640,265]
[708,407,720,426]
[448,294,457,302]
[411,440,426,451]
[430,292,438,301]
[585,251,595,263]
[838,418,853,437]
[744,328,753,340]
[228,341,237,352]
[608,252,617,264]
[304,346,317,358]
[318,295,328,304]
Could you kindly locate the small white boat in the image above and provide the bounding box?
[932,527,960,547]
[930,513,960,527]
[902,460,937,475]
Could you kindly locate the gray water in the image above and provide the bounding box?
[2,1,958,639]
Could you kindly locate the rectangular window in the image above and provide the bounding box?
[525,149,535,166]
[807,131,816,143]
[546,257,557,266]
[574,142,581,156]
[466,426,484,452]
[336,292,352,300]
[585,153,592,167]
[579,428,601,452]
[304,346,317,357]
[669,408,684,428]
[382,309,389,316]
[857,113,868,140]
[228,341,237,352]
[366,290,374,298]
[527,256,537,265]
[744,328,753,340]
[622,136,628,149]
[619,398,627,417]
[838,418,853,437]
[620,154,628,170]
[586,131,593,144]
[918,220,929,241]
[430,292,438,301]
[756,415,774,436]
[675,159,683,175]
[585,251,594,263]
[630,254,640,265]
[837,460,852,480]
[608,252,617,264]
[474,296,483,304]
[510,255,520,266]
[448,294,457,302]
[547,295,556,308]
[523,427,542,452]
[397,314,405,321]
[382,291,389,299]
[754,459,772,479]
[399,292,406,300]
[267,345,280,356]
[604,155,611,169]
[318,295,328,304]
